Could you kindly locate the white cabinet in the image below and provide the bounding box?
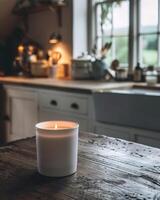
[39,109,88,131]
[38,90,62,110]
[0,86,5,143]
[95,122,160,148]
[38,89,93,132]
[4,86,38,142]
[94,122,132,141]
[2,83,160,148]
[2,85,94,143]
[62,96,88,115]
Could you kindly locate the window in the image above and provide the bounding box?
[138,0,159,67]
[94,0,160,69]
[95,0,129,67]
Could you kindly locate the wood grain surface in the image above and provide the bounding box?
[0,132,160,200]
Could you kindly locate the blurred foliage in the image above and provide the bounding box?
[115,37,128,63]
[143,50,157,66]
[142,35,158,66]
[101,0,123,25]
[145,35,158,50]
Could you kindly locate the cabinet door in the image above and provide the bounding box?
[39,109,62,122]
[0,87,5,143]
[95,122,131,141]
[39,109,89,131]
[5,88,37,142]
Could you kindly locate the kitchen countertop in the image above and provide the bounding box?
[0,131,160,199]
[1,76,160,93]
[0,76,134,93]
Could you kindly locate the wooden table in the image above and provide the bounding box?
[0,132,160,200]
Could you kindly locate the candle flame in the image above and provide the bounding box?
[18,45,24,53]
[55,123,58,129]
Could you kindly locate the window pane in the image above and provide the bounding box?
[96,4,103,37]
[140,0,158,33]
[96,3,112,36]
[114,36,128,64]
[96,37,102,51]
[95,1,129,66]
[140,35,158,66]
[101,3,112,36]
[101,36,128,65]
[113,1,129,36]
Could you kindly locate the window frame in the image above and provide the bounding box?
[95,0,130,67]
[92,0,160,72]
[137,0,160,67]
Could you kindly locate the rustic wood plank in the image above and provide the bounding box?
[0,133,160,199]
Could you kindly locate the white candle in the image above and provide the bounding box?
[36,121,79,177]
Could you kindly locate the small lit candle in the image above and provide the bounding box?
[36,121,79,177]
[18,45,24,54]
[28,45,34,55]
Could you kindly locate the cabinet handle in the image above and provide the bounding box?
[70,103,79,110]
[50,100,58,106]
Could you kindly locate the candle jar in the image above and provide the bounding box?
[36,121,79,177]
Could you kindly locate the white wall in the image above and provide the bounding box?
[0,0,88,64]
[28,2,73,65]
[0,0,72,65]
[72,0,88,58]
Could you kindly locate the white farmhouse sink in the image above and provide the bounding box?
[110,88,160,96]
[94,88,160,131]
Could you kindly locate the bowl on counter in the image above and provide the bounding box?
[30,61,49,77]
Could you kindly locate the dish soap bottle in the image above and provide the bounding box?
[134,62,142,82]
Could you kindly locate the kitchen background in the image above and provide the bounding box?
[0,0,159,83]
[0,0,76,76]
[0,0,160,149]
[0,2,160,197]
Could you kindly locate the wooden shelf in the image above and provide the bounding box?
[12,2,67,27]
[13,5,47,16]
[13,3,66,16]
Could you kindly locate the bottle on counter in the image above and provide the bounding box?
[133,62,142,82]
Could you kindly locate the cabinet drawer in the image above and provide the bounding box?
[39,92,61,110]
[39,109,89,132]
[62,96,88,115]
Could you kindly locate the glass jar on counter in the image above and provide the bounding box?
[145,66,158,86]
